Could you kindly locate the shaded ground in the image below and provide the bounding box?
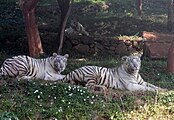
[0,0,171,55]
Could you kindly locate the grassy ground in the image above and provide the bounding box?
[0,56,174,120]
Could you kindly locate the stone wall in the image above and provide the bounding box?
[64,35,143,56]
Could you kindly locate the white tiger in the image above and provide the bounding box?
[62,54,165,92]
[0,53,69,81]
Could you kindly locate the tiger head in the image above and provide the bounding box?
[52,53,69,73]
[122,54,142,74]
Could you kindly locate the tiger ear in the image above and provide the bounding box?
[53,53,58,57]
[121,56,128,61]
[64,54,69,58]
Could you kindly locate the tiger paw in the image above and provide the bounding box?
[158,88,167,92]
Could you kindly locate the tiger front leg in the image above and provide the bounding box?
[16,76,33,81]
[126,83,158,92]
[141,82,167,92]
[44,73,65,81]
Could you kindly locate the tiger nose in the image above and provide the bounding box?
[134,65,139,70]
[60,63,64,69]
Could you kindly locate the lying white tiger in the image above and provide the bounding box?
[0,53,68,81]
[62,54,165,92]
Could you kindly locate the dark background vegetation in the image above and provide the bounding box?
[0,0,170,56]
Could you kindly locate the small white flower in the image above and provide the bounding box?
[40,92,43,94]
[62,100,65,103]
[58,107,63,112]
[77,89,79,91]
[77,86,80,88]
[69,93,73,96]
[68,102,71,104]
[43,109,45,112]
[87,96,89,99]
[54,97,57,99]
[96,95,98,97]
[84,99,86,101]
[92,96,95,99]
[45,83,48,86]
[68,85,71,89]
[34,90,39,93]
[38,95,40,99]
[39,104,42,107]
[80,89,83,92]
[80,93,83,95]
[48,95,51,98]
[157,73,160,76]
[83,91,86,93]
[91,101,94,104]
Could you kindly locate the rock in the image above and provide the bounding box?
[95,42,103,50]
[90,44,95,48]
[71,39,80,45]
[143,42,171,59]
[73,44,89,53]
[109,46,115,51]
[143,31,173,59]
[143,31,174,42]
[127,46,137,53]
[82,36,94,44]
[64,41,72,50]
[115,43,128,55]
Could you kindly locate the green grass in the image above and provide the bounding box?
[0,57,174,120]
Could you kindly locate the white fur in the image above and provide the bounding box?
[0,53,69,81]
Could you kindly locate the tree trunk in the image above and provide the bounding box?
[57,6,71,54]
[138,0,142,16]
[57,0,72,54]
[167,42,174,73]
[167,0,174,73]
[20,0,43,57]
[167,0,174,32]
